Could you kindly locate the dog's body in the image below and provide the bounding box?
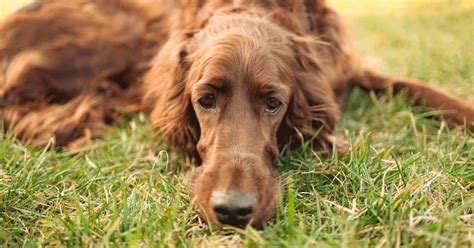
[1,0,473,227]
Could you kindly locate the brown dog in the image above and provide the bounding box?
[1,0,473,228]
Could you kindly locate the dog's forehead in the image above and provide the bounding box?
[196,36,288,88]
[195,55,290,101]
[188,14,295,95]
[191,12,290,47]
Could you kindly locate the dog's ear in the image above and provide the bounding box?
[143,31,201,161]
[277,37,344,151]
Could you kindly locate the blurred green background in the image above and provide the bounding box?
[1,0,30,15]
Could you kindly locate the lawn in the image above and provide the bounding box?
[0,0,473,247]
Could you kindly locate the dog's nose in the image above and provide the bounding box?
[210,191,257,226]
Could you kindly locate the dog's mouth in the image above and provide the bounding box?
[188,159,282,228]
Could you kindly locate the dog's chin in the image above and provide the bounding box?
[187,166,281,228]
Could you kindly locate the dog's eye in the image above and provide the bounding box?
[264,97,283,114]
[198,94,217,110]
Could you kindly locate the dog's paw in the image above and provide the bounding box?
[323,133,351,154]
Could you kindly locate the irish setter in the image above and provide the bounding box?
[1,0,473,228]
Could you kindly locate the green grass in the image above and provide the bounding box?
[1,0,473,247]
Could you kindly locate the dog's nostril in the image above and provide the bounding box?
[210,191,257,226]
[236,207,253,216]
[214,206,232,216]
[212,204,255,226]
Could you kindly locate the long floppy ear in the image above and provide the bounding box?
[142,31,201,161]
[277,37,344,152]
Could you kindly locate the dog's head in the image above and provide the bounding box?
[144,12,338,227]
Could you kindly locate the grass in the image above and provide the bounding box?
[1,0,473,247]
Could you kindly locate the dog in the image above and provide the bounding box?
[1,0,473,228]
